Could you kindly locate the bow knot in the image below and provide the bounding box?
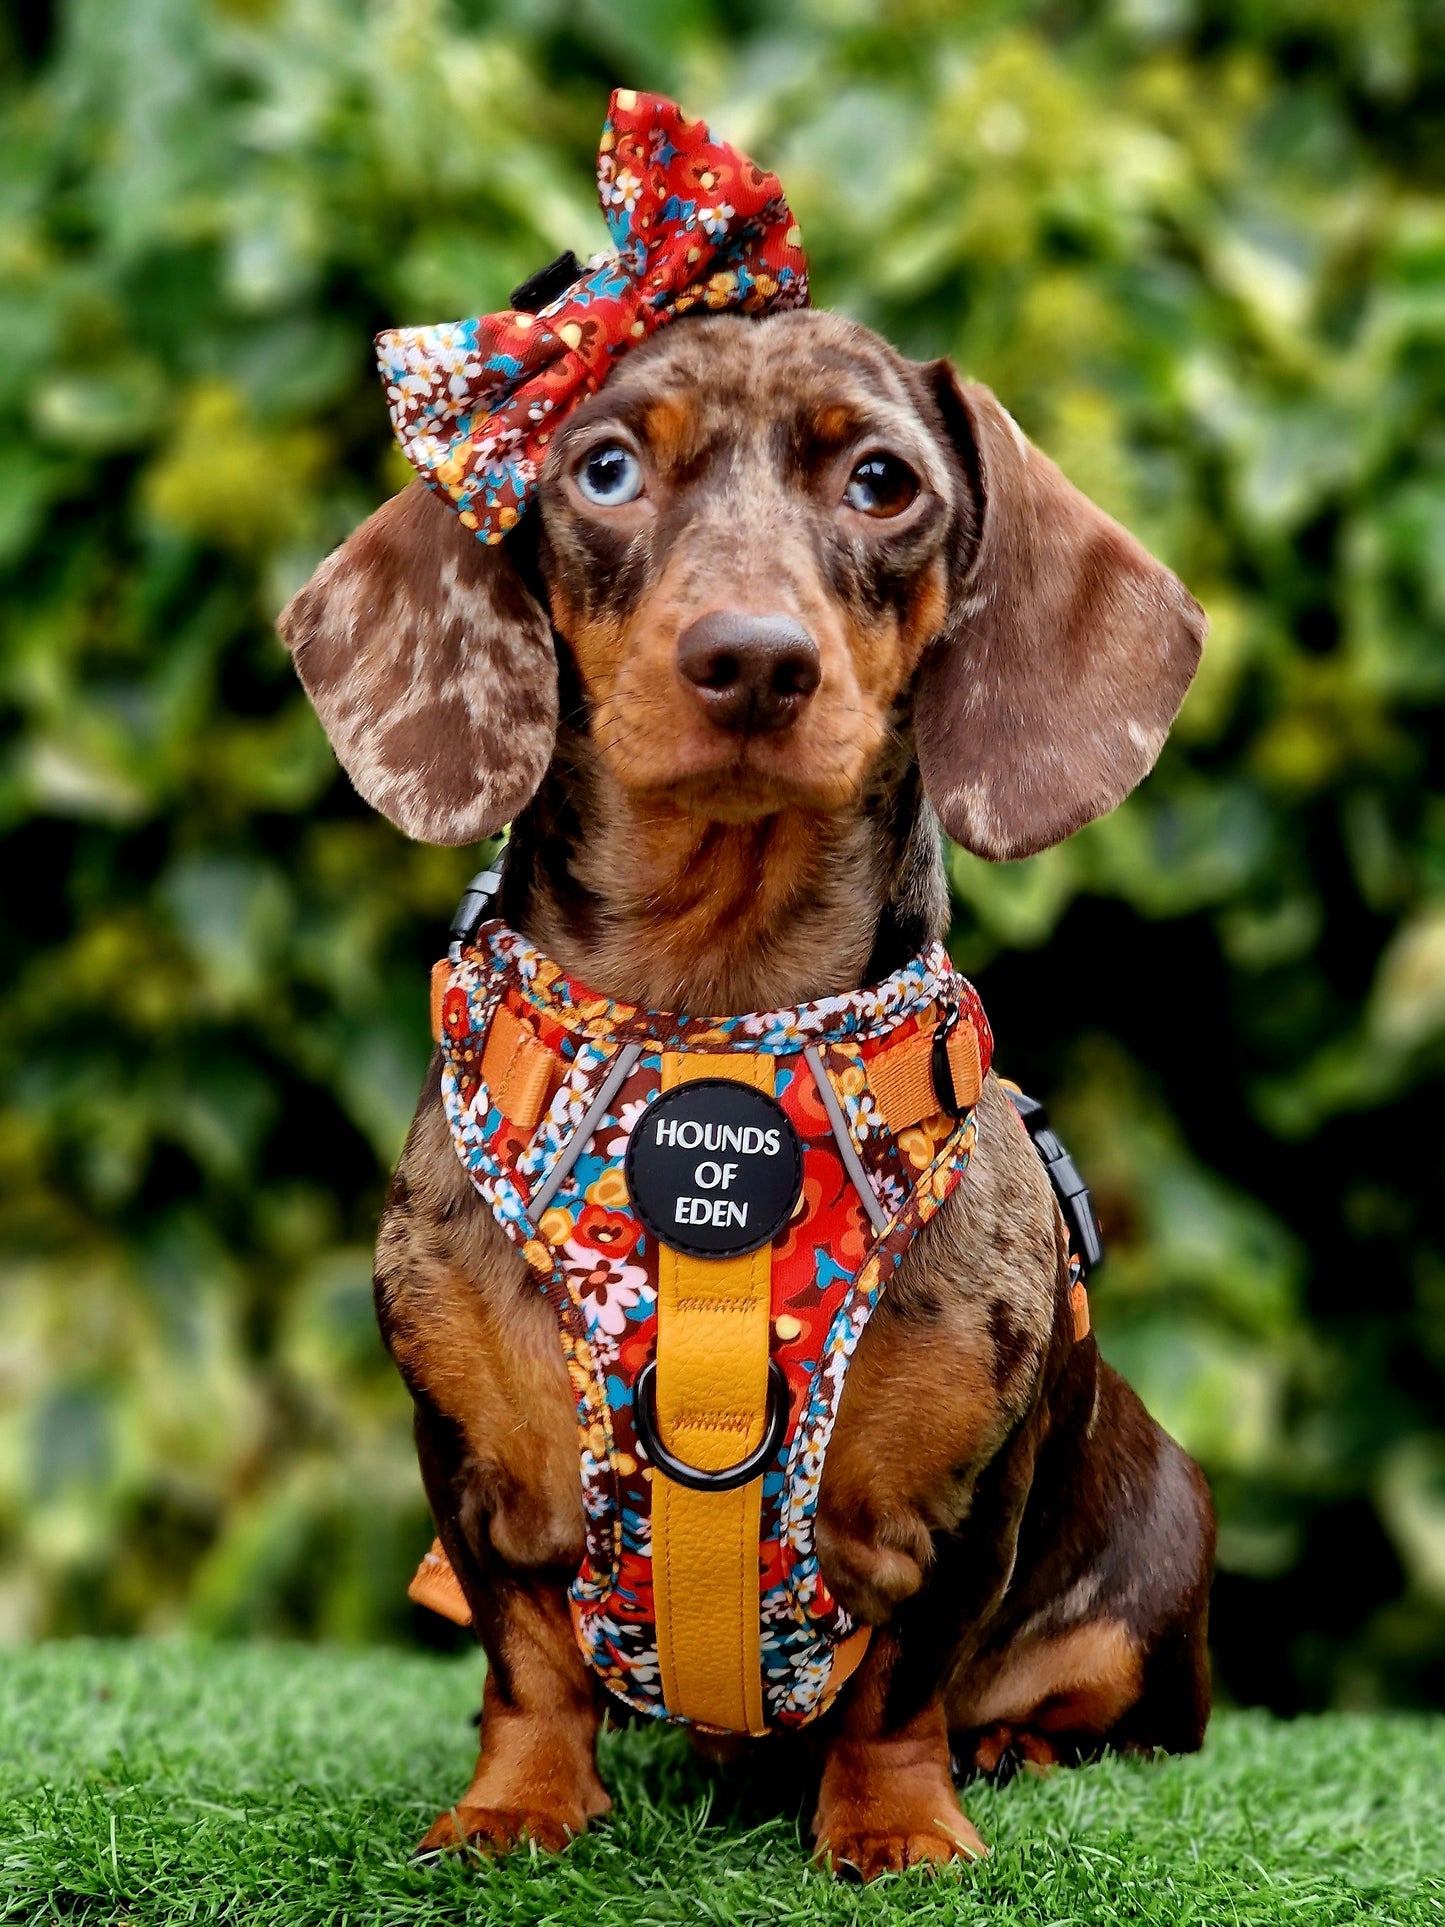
[376,90,809,543]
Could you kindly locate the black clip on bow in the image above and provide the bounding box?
[1006,1089,1105,1278]
[448,868,504,964]
[510,251,586,315]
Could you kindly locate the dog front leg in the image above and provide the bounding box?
[411,1397,612,1856]
[810,1466,1034,1885]
[812,1399,1045,1880]
[376,1100,610,1859]
[812,1628,985,1880]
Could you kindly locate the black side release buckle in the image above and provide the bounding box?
[448,867,503,963]
[511,250,586,315]
[1005,1088,1104,1278]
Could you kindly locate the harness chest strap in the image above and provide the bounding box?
[649,1050,773,1730]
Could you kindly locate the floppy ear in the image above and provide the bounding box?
[278,481,557,844]
[914,366,1206,862]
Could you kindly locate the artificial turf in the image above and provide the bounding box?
[1,1641,1440,1925]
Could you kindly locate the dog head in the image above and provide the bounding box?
[280,309,1204,863]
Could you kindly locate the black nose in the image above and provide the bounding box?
[675,612,821,735]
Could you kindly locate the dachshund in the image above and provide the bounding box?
[279,306,1215,1880]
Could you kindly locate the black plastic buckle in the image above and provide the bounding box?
[633,1358,789,1493]
[447,867,503,964]
[1005,1088,1104,1278]
[510,250,586,315]
[931,1003,973,1118]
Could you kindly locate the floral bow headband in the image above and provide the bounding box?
[376,89,810,544]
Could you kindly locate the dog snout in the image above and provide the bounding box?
[675,612,821,735]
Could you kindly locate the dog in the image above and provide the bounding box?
[279,303,1215,1879]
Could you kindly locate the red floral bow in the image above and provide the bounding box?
[376,89,809,544]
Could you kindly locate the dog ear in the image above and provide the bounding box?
[278,481,557,845]
[913,365,1205,862]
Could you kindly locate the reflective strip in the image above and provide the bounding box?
[529,1041,644,1218]
[803,1045,889,1237]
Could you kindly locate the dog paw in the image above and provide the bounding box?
[414,1802,586,1858]
[964,1723,1059,1783]
[815,1811,987,1882]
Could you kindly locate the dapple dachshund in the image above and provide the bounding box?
[280,305,1214,1879]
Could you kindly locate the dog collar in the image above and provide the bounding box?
[377,89,809,544]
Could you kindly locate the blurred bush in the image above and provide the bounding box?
[1,0,1442,1711]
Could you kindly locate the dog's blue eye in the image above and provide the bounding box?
[577,445,643,507]
[844,453,919,518]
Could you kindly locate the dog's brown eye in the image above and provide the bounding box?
[844,453,919,518]
[576,444,644,507]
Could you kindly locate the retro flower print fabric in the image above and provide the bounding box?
[377,89,809,543]
[436,921,991,1732]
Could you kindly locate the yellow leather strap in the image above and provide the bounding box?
[649,1051,775,1732]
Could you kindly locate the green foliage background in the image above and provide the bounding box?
[1,0,1443,1712]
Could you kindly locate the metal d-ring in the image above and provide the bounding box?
[633,1357,789,1493]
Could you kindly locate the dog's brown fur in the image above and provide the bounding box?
[281,308,1215,1879]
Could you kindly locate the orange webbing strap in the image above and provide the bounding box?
[649,1051,775,1733]
[480,1001,560,1129]
[429,960,450,1044]
[430,962,559,1131]
[1071,1276,1091,1341]
[408,1537,472,1625]
[868,1018,981,1135]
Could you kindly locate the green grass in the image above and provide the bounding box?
[1,1643,1441,1926]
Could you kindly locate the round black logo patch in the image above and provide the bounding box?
[624,1079,803,1259]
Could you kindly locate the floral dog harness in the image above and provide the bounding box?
[408,883,998,1735]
